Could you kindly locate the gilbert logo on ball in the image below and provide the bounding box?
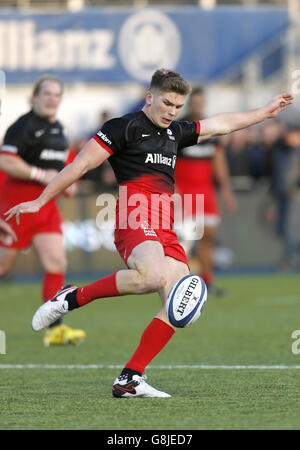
[166,275,207,328]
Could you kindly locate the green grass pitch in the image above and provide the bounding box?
[0,274,300,430]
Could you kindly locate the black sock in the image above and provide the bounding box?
[65,289,80,311]
[120,368,142,381]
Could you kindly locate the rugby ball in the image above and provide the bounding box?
[166,275,207,328]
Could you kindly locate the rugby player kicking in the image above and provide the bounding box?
[0,76,85,346]
[5,70,293,397]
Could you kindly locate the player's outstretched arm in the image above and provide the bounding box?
[4,139,110,224]
[198,94,293,142]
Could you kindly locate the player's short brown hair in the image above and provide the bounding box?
[150,69,191,96]
[31,75,64,99]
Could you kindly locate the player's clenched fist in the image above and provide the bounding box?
[4,199,42,225]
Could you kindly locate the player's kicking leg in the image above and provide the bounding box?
[32,284,77,331]
[32,241,166,330]
[112,246,189,399]
[31,241,185,398]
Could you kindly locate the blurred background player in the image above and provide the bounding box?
[272,125,300,268]
[175,87,237,296]
[0,75,86,346]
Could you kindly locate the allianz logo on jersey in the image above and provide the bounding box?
[145,153,176,169]
[40,149,68,161]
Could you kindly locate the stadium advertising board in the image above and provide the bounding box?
[0,7,288,84]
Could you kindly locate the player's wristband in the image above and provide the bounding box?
[30,166,46,183]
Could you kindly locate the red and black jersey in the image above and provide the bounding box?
[0,170,6,191]
[175,134,223,218]
[0,110,69,171]
[176,132,221,189]
[0,110,70,204]
[93,111,200,194]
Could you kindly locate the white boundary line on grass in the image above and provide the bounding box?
[1,364,300,370]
